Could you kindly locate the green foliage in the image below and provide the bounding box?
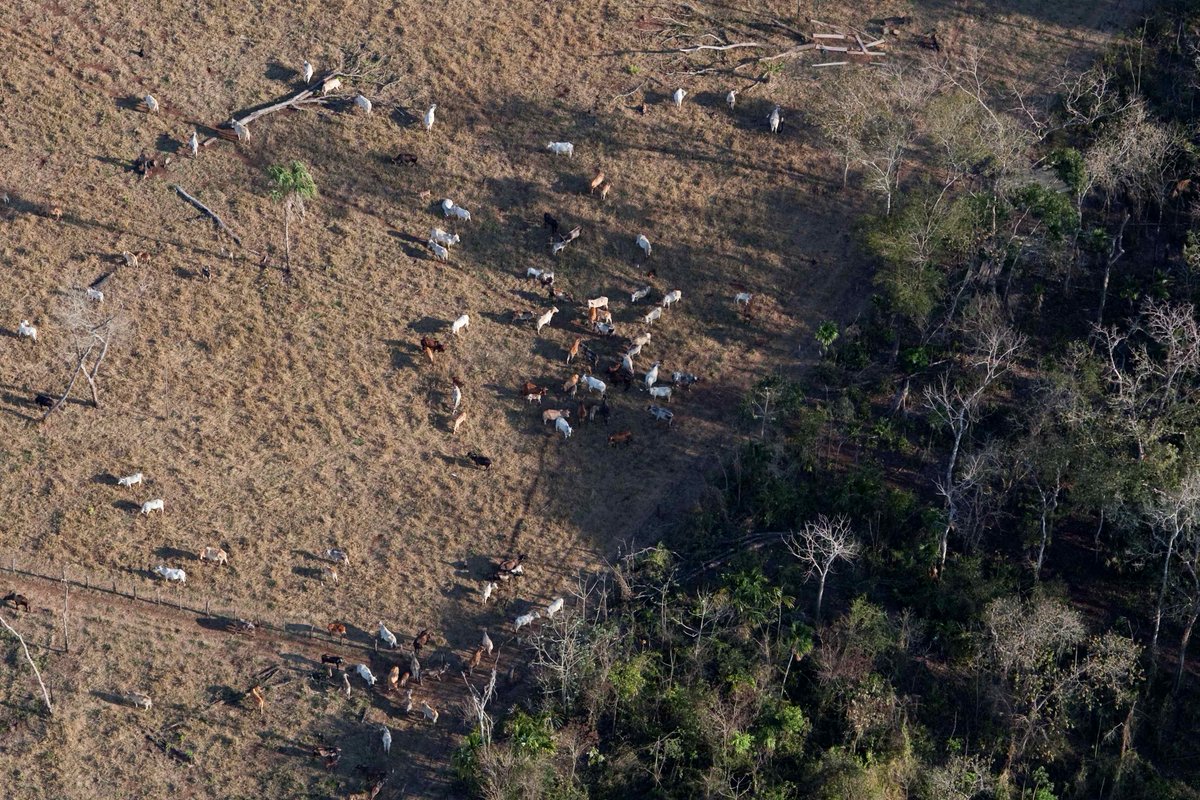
[726,568,794,627]
[1048,147,1088,195]
[504,710,556,756]
[609,653,652,701]
[1012,183,1078,240]
[816,321,840,354]
[267,160,317,202]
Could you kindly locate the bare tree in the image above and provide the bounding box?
[1144,470,1200,664]
[924,302,1026,566]
[0,613,53,715]
[984,596,1140,776]
[1094,300,1200,462]
[42,293,120,421]
[782,515,859,620]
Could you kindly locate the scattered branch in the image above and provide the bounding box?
[172,185,243,248]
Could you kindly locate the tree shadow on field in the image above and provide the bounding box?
[0,394,39,423]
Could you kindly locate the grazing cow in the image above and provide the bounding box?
[481,629,494,656]
[672,371,701,388]
[467,645,485,674]
[661,289,682,308]
[428,240,450,261]
[419,336,446,354]
[2,592,30,612]
[525,388,548,404]
[546,597,565,618]
[645,362,661,389]
[608,430,633,446]
[321,653,345,671]
[581,375,606,395]
[598,181,612,201]
[378,622,399,649]
[768,105,781,134]
[325,548,350,566]
[117,472,143,488]
[546,141,575,157]
[648,405,674,426]
[511,310,535,324]
[543,408,570,425]
[497,554,525,579]
[562,374,580,396]
[481,581,497,603]
[635,234,651,257]
[642,307,662,326]
[34,393,55,408]
[451,411,468,434]
[543,213,559,236]
[631,286,651,303]
[322,565,339,583]
[354,664,377,686]
[467,452,493,470]
[248,685,266,716]
[153,565,186,583]
[126,692,153,710]
[514,610,540,631]
[226,618,256,634]
[413,628,431,654]
[451,314,470,335]
[536,307,559,334]
[649,386,672,402]
[590,169,606,193]
[381,726,392,754]
[388,665,400,692]
[566,337,581,364]
[734,292,753,307]
[555,416,573,439]
[327,622,348,639]
[140,498,165,515]
[199,546,228,565]
[421,702,439,724]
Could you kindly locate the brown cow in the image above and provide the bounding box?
[608,430,633,446]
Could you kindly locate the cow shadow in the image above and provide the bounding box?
[292,549,326,564]
[91,473,120,486]
[381,339,416,371]
[91,690,144,708]
[112,500,142,513]
[406,316,445,335]
[292,566,327,582]
[154,546,196,562]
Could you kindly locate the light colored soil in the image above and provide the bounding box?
[0,0,1134,796]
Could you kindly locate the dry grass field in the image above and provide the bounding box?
[0,0,1136,797]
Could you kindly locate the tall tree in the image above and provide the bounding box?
[267,160,317,275]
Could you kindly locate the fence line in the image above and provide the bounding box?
[1,551,372,655]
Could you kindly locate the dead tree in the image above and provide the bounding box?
[0,613,53,715]
[782,515,859,620]
[42,298,119,422]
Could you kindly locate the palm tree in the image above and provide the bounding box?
[267,161,317,273]
[814,321,839,356]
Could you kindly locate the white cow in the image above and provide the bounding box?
[153,565,186,583]
[141,499,165,515]
[555,417,573,439]
[546,142,575,157]
[452,314,471,335]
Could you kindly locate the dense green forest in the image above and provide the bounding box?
[456,7,1200,799]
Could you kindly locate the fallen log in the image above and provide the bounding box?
[172,185,243,248]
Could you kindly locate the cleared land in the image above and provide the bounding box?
[0,0,1134,796]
